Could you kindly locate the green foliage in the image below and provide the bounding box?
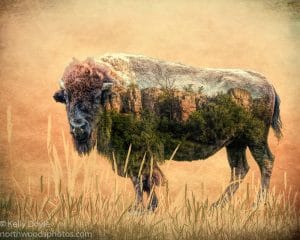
[156,91,181,121]
[97,110,112,154]
[97,111,164,176]
[96,94,266,175]
[186,95,265,144]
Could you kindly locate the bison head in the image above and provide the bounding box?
[53,58,113,155]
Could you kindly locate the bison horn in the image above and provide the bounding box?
[59,80,65,89]
[102,82,113,91]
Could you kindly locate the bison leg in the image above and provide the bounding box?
[249,142,274,204]
[142,175,158,211]
[130,164,165,212]
[212,142,249,207]
[130,176,144,211]
[130,175,158,212]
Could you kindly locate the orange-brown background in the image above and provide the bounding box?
[0,0,299,204]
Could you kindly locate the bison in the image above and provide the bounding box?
[53,53,282,210]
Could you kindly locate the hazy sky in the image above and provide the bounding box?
[0,0,299,201]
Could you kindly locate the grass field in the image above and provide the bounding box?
[0,114,299,240]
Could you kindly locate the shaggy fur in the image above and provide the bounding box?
[62,58,114,99]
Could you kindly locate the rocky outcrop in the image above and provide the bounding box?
[104,84,206,122]
[141,87,163,114]
[104,84,259,123]
[228,88,252,110]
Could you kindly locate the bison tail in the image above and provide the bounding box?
[271,89,283,140]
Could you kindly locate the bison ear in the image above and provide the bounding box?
[53,89,66,104]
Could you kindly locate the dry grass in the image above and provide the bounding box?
[0,113,299,240]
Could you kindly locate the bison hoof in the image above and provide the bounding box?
[147,199,158,212]
[147,203,158,212]
[252,200,267,209]
[127,204,145,215]
[127,204,156,215]
[210,199,227,209]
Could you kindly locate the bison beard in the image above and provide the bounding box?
[72,133,94,155]
[53,53,282,211]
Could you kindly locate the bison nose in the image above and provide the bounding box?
[70,119,88,135]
